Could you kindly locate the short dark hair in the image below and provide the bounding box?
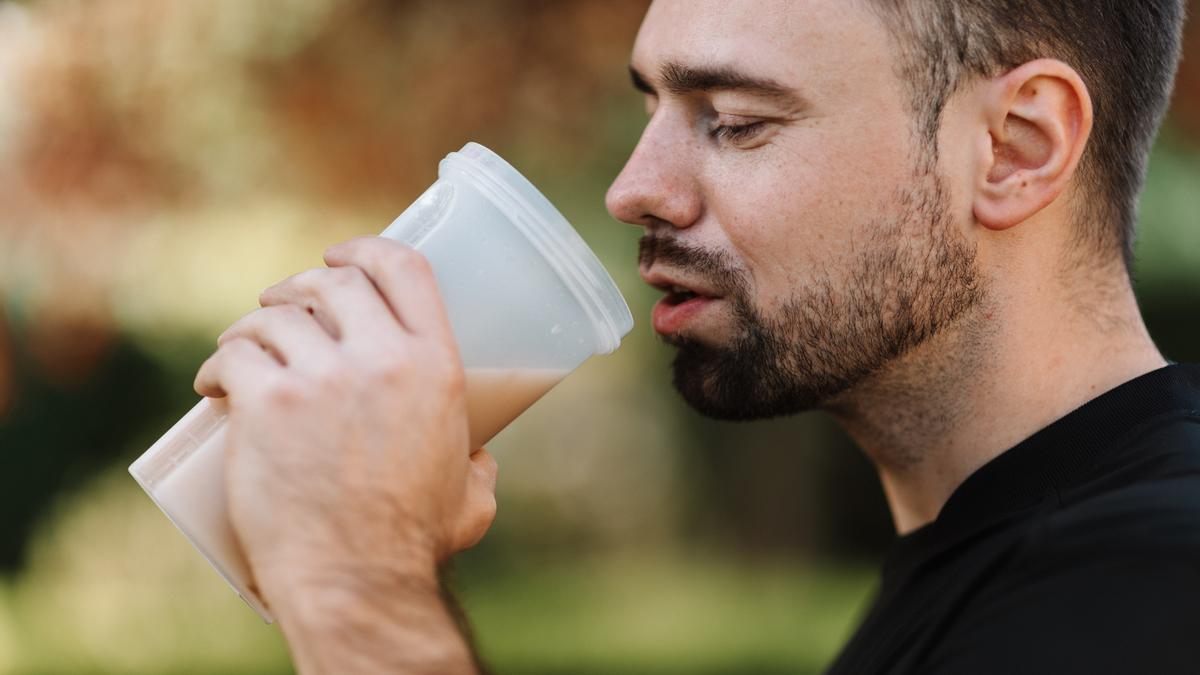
[865,0,1187,271]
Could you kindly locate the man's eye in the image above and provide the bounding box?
[710,120,767,144]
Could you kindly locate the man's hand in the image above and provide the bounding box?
[194,237,496,674]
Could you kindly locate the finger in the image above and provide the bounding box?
[469,447,498,490]
[217,304,337,371]
[258,266,400,343]
[194,337,281,399]
[323,237,455,342]
[452,449,499,554]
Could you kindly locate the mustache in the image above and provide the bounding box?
[638,234,748,297]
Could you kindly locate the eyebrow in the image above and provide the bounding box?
[629,62,804,107]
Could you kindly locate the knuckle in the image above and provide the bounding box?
[350,235,378,254]
[425,350,465,391]
[274,302,308,322]
[312,358,345,388]
[322,241,347,261]
[294,268,326,295]
[258,280,280,302]
[221,335,256,355]
[405,249,434,276]
[374,347,413,382]
[265,376,306,407]
[276,271,330,309]
[265,269,312,301]
[324,236,373,262]
[328,265,354,284]
[358,248,387,275]
[218,311,257,345]
[292,265,326,285]
[330,265,368,292]
[261,272,301,306]
[387,243,428,272]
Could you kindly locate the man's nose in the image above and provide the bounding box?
[605,123,702,230]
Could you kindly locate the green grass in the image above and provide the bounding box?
[464,554,872,675]
[0,469,875,674]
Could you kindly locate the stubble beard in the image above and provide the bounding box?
[660,170,984,421]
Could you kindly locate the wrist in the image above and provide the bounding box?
[265,558,478,675]
[261,551,440,620]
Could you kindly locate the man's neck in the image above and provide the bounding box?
[824,267,1166,535]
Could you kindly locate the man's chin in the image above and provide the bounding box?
[659,329,709,350]
[667,337,824,422]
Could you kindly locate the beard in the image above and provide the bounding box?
[644,170,983,421]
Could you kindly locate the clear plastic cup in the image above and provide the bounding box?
[128,142,634,622]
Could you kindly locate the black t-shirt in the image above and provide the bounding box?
[827,364,1200,674]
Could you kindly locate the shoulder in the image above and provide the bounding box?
[1029,414,1200,562]
[919,417,1200,674]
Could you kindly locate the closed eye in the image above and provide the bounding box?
[711,120,767,144]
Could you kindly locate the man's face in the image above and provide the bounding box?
[606,0,983,420]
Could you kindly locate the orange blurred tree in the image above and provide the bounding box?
[0,0,649,408]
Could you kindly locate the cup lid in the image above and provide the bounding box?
[441,143,634,353]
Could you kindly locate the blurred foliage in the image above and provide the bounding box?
[0,330,176,571]
[0,466,872,674]
[0,0,1196,673]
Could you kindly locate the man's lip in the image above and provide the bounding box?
[652,294,718,335]
[639,268,722,299]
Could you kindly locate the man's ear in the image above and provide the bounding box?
[973,59,1093,231]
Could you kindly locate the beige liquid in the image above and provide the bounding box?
[131,367,567,622]
[465,367,567,449]
[132,397,273,618]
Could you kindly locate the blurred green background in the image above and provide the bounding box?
[0,1,1196,673]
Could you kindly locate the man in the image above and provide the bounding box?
[194,0,1199,672]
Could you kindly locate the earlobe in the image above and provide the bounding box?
[973,59,1093,231]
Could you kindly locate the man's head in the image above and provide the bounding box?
[606,0,1185,421]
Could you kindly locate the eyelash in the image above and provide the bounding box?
[710,121,767,144]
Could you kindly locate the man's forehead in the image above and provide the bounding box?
[631,0,878,88]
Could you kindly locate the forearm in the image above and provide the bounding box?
[269,566,482,675]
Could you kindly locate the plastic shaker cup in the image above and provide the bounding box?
[128,142,634,622]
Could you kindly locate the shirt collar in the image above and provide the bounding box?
[884,363,1200,584]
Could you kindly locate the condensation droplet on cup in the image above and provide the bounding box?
[550,324,563,335]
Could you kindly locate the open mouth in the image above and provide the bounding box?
[651,285,720,335]
[663,286,702,305]
[640,268,726,335]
